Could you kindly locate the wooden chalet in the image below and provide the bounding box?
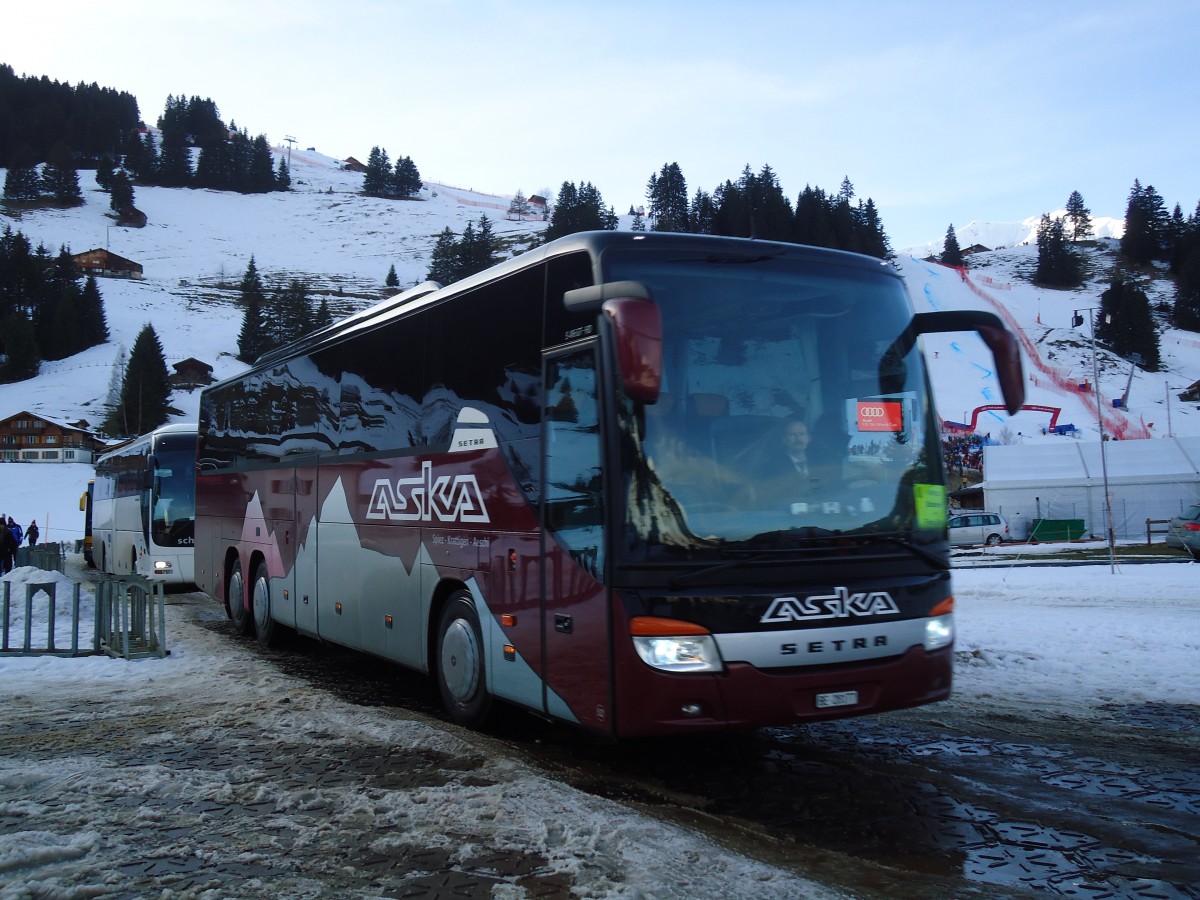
[170,357,215,390]
[72,248,144,279]
[0,411,106,464]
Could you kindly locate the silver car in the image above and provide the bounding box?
[1165,503,1200,557]
[947,511,1010,547]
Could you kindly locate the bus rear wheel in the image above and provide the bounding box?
[436,591,492,729]
[226,560,253,636]
[251,562,281,648]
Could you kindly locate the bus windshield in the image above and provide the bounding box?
[150,433,197,549]
[603,247,943,560]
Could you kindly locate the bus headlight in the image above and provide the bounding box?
[629,616,723,673]
[924,614,953,651]
[632,635,722,672]
[153,560,174,574]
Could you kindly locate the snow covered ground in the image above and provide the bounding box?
[1,554,1196,897]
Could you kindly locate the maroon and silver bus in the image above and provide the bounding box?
[195,231,1022,737]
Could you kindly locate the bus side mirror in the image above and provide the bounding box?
[602,296,662,403]
[909,311,1025,414]
[563,281,662,403]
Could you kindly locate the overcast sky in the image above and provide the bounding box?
[9,0,1199,248]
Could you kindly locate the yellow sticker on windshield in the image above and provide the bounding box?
[913,484,947,529]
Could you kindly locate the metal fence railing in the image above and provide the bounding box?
[0,570,168,660]
[14,542,66,574]
[1,579,92,656]
[96,576,168,660]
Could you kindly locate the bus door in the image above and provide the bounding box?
[541,346,614,734]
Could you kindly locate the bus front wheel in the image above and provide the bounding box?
[226,561,252,636]
[251,562,281,648]
[436,591,492,729]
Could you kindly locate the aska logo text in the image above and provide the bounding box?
[760,587,899,623]
[366,461,490,523]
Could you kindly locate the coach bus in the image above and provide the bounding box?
[92,422,197,585]
[194,231,1023,737]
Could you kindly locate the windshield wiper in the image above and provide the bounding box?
[669,552,777,590]
[667,529,947,589]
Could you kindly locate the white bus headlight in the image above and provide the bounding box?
[632,634,722,672]
[629,617,723,673]
[924,614,953,651]
[153,560,174,574]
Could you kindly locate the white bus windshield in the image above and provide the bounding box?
[604,249,942,557]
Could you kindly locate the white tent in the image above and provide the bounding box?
[979,437,1200,541]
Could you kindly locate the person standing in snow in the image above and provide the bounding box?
[0,517,15,574]
[26,520,39,547]
[8,516,23,547]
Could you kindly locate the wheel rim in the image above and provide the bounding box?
[228,568,244,618]
[440,618,480,705]
[252,573,270,632]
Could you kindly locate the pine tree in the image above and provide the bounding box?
[0,312,39,382]
[544,181,617,240]
[247,135,276,193]
[385,264,399,287]
[363,146,391,197]
[79,273,109,347]
[124,129,156,182]
[392,155,422,198]
[270,278,314,345]
[1095,272,1160,371]
[1121,180,1170,266]
[312,295,333,330]
[647,162,689,232]
[1034,214,1082,287]
[236,257,270,362]
[2,147,41,202]
[41,141,83,205]
[941,225,965,267]
[112,324,172,436]
[156,129,193,186]
[690,188,716,234]
[109,170,135,213]
[1064,190,1093,242]
[95,154,115,192]
[276,156,291,191]
[1173,243,1200,331]
[427,228,459,284]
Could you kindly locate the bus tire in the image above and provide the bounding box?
[251,561,281,648]
[226,560,253,636]
[436,590,492,728]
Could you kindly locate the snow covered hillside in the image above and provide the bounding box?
[2,147,1198,446]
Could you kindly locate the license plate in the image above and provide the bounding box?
[815,690,859,709]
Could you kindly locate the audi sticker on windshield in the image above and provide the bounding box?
[856,399,904,432]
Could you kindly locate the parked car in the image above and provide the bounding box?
[947,511,1010,547]
[1165,502,1200,557]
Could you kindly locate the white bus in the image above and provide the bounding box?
[93,422,197,585]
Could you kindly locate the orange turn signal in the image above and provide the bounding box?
[629,616,711,636]
[928,596,955,616]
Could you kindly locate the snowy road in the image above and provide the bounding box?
[2,561,1198,898]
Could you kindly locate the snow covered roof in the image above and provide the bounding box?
[982,436,1200,488]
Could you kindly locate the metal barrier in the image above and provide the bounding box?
[1,579,92,656]
[0,572,168,660]
[96,575,169,660]
[14,541,66,574]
